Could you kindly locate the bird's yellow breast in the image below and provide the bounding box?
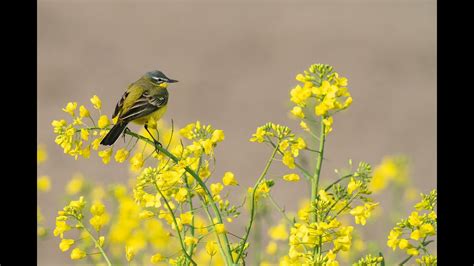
[131,106,168,125]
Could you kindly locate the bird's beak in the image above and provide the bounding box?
[168,78,178,83]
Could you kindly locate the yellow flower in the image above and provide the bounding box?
[322,117,334,134]
[290,106,305,118]
[37,176,51,192]
[80,128,89,141]
[215,223,226,234]
[282,173,300,182]
[98,148,113,164]
[210,183,224,196]
[250,127,266,143]
[420,223,435,235]
[318,189,332,202]
[290,85,312,105]
[343,97,353,109]
[279,140,290,151]
[398,238,410,249]
[89,215,107,231]
[66,174,84,195]
[387,228,401,250]
[90,95,102,109]
[347,177,361,194]
[180,212,193,225]
[79,105,90,118]
[295,73,306,82]
[406,248,419,256]
[53,220,71,238]
[408,211,422,227]
[125,245,135,262]
[98,115,110,129]
[266,241,278,255]
[151,253,164,264]
[300,121,310,131]
[282,151,295,169]
[63,102,77,116]
[222,172,238,186]
[139,210,155,219]
[37,144,48,164]
[59,239,75,252]
[130,153,144,172]
[184,236,198,246]
[268,223,288,240]
[175,188,188,203]
[114,148,129,163]
[90,202,105,216]
[410,230,422,240]
[206,241,218,256]
[211,129,225,143]
[70,248,86,260]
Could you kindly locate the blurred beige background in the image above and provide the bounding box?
[38,0,436,265]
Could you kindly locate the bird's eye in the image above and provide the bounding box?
[153,77,166,83]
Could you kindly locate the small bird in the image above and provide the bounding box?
[100,70,178,146]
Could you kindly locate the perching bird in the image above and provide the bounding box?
[100,70,178,146]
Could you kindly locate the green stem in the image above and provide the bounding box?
[184,175,196,266]
[76,220,112,266]
[311,118,326,257]
[268,193,293,225]
[324,174,353,191]
[154,183,197,266]
[235,144,279,263]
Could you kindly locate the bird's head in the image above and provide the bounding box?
[145,70,178,88]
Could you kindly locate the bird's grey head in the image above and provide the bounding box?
[145,70,178,84]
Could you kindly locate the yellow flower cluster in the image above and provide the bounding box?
[387,190,437,260]
[353,254,384,266]
[289,64,352,135]
[281,216,352,265]
[250,123,306,170]
[369,155,410,193]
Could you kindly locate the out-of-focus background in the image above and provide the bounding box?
[38,0,436,265]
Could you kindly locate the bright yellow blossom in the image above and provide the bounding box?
[223,172,238,186]
[114,148,129,163]
[206,241,218,256]
[268,223,288,240]
[66,174,84,195]
[90,95,102,109]
[37,176,51,192]
[175,188,188,203]
[180,212,193,225]
[125,245,135,262]
[37,144,48,164]
[215,223,226,234]
[98,115,110,129]
[184,236,198,246]
[211,129,225,143]
[291,106,305,118]
[283,173,300,182]
[63,102,77,116]
[130,153,144,172]
[70,248,86,260]
[79,105,90,118]
[151,253,165,264]
[98,148,113,164]
[59,239,75,252]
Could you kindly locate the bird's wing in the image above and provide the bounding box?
[118,89,168,123]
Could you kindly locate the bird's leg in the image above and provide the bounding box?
[144,124,162,153]
[122,127,131,142]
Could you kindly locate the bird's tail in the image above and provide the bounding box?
[100,122,128,146]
